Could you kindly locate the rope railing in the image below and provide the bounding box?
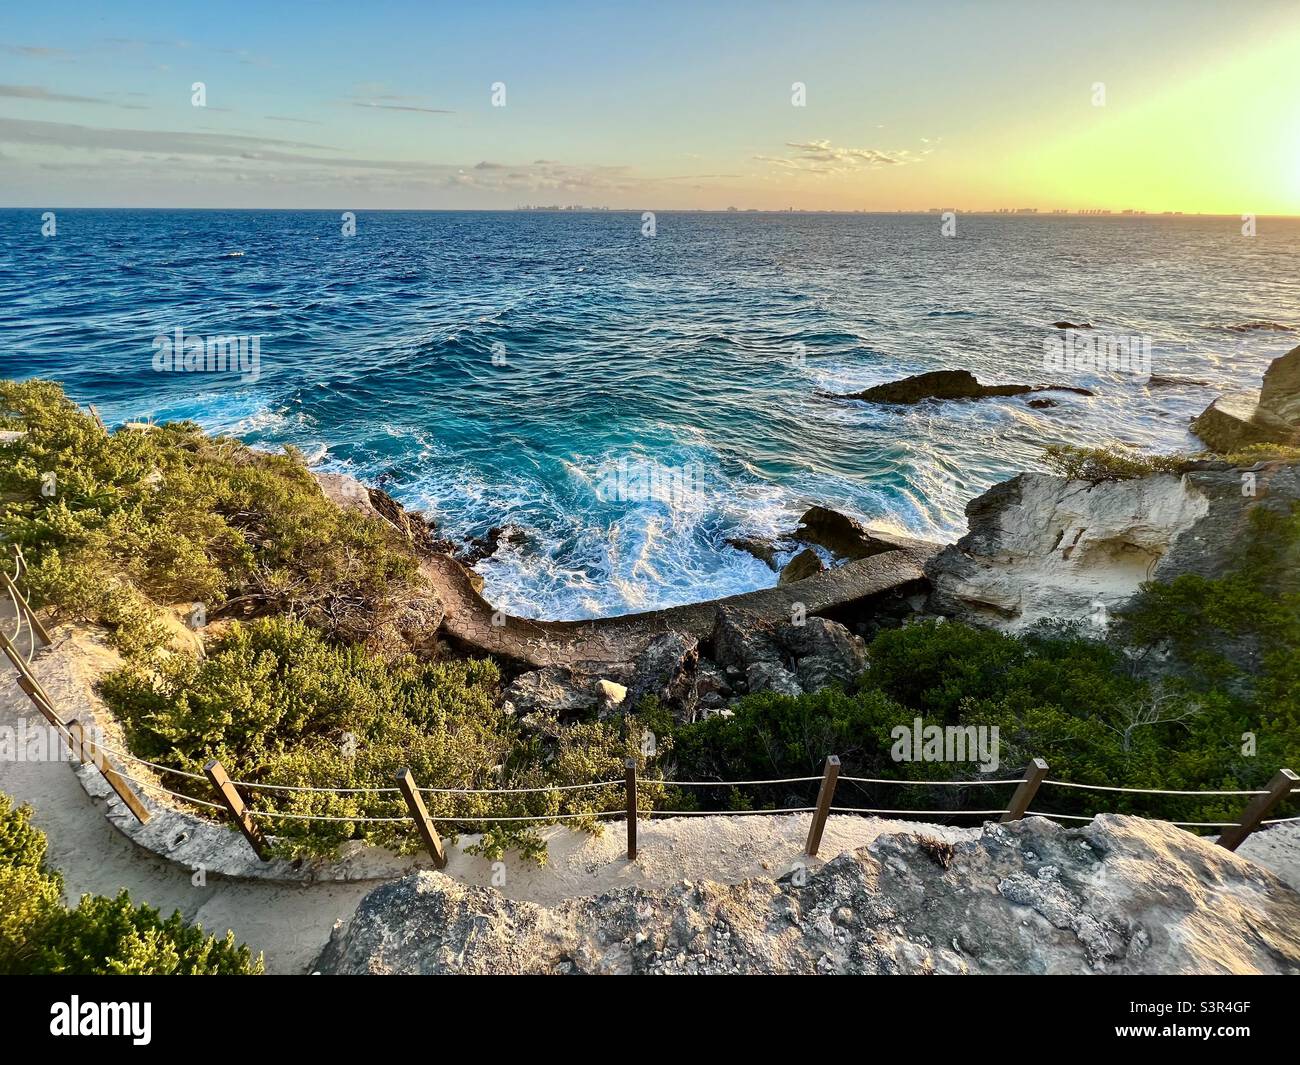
[1,566,1296,868]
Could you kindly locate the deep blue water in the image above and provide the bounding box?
[2,209,1298,618]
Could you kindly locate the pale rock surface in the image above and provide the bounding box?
[315,814,1300,975]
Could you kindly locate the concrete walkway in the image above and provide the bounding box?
[425,544,933,668]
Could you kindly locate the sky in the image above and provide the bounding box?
[2,0,1299,213]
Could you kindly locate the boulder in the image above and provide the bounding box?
[1192,345,1300,453]
[628,632,700,720]
[501,668,598,718]
[1260,344,1300,423]
[795,505,909,560]
[1052,321,1093,329]
[835,370,1093,405]
[314,814,1300,975]
[384,594,446,659]
[776,617,868,690]
[726,536,780,570]
[778,547,824,584]
[595,679,628,711]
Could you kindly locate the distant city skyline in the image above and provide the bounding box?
[2,0,1298,214]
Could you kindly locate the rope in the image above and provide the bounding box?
[89,741,212,783]
[657,776,823,787]
[418,780,624,796]
[112,770,225,811]
[246,809,412,824]
[840,775,1027,787]
[831,806,1008,816]
[1044,779,1267,797]
[648,807,817,816]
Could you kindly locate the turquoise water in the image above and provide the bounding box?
[2,209,1297,618]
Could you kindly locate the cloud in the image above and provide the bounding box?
[757,138,925,176]
[350,101,453,114]
[342,84,453,115]
[3,45,72,59]
[0,84,107,105]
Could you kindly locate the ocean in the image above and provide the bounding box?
[2,209,1297,619]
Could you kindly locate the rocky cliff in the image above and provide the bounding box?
[925,460,1300,630]
[314,815,1300,975]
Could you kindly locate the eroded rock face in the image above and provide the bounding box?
[926,462,1300,631]
[1192,345,1300,452]
[314,815,1300,975]
[926,472,1206,629]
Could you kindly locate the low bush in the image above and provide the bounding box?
[100,616,663,860]
[0,379,423,657]
[0,792,261,974]
[1042,444,1189,482]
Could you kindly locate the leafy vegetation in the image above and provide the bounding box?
[100,616,661,860]
[671,499,1300,829]
[1043,444,1190,482]
[0,379,422,658]
[0,792,261,974]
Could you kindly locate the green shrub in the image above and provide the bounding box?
[0,792,261,974]
[100,616,661,860]
[0,379,422,656]
[1043,444,1189,482]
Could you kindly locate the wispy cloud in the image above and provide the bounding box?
[3,45,73,59]
[342,84,453,115]
[0,84,107,105]
[756,138,927,176]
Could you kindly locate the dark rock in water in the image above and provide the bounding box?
[457,524,528,565]
[1052,321,1093,329]
[795,505,912,560]
[836,369,1093,405]
[1192,345,1300,453]
[726,536,780,570]
[628,632,700,721]
[1147,375,1210,388]
[1026,398,1057,409]
[314,815,1300,974]
[778,547,824,584]
[1227,321,1295,332]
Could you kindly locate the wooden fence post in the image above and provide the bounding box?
[1,570,51,645]
[395,768,447,869]
[625,758,637,860]
[67,718,151,825]
[1217,769,1298,852]
[1001,757,1049,822]
[805,755,841,857]
[14,674,64,730]
[204,759,270,861]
